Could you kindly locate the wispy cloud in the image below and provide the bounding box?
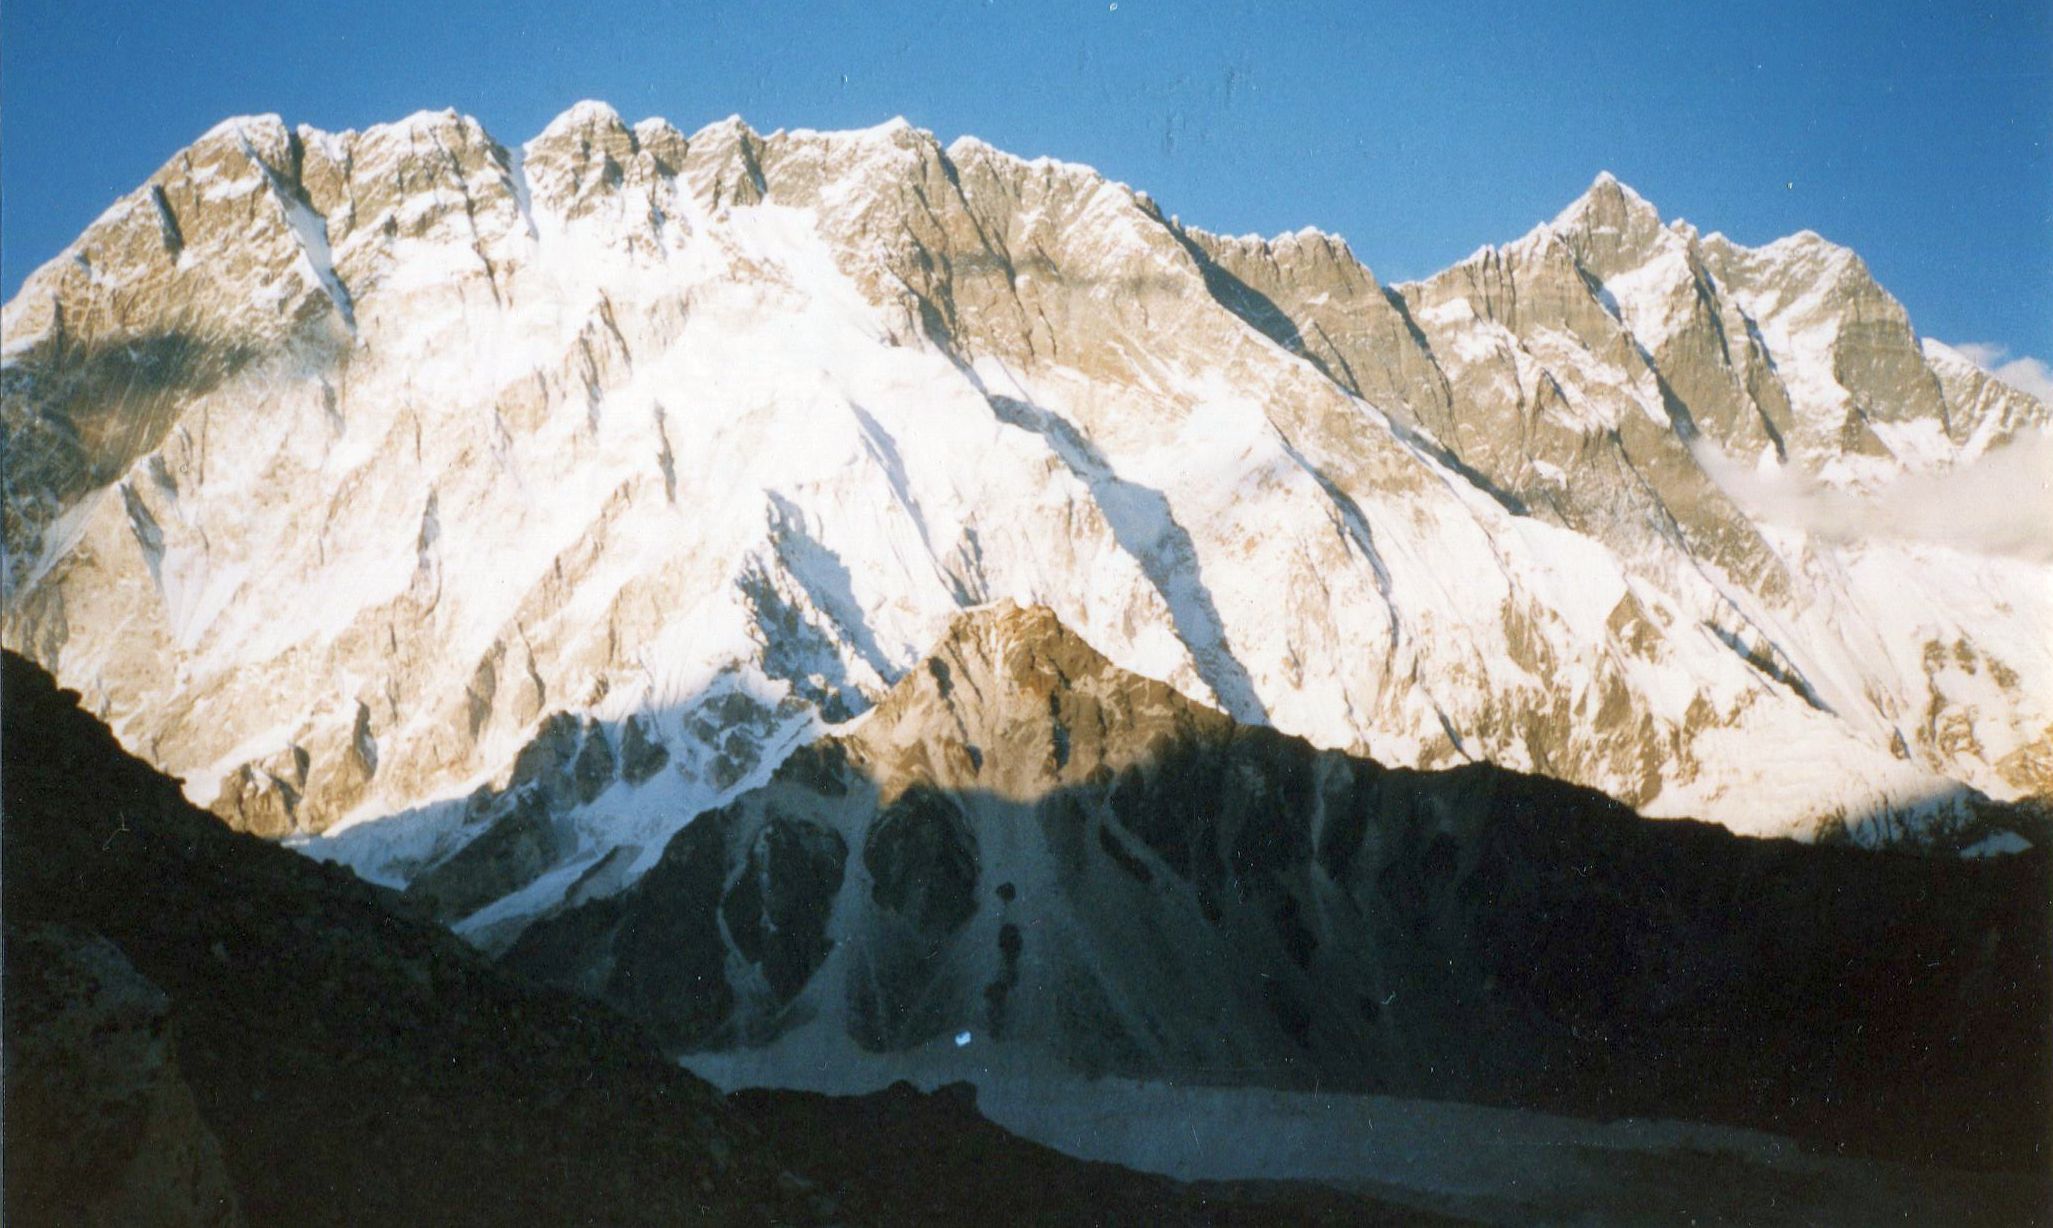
[1692,429,2053,563]
[1950,341,2053,403]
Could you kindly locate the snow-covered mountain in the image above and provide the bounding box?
[3,103,2047,937]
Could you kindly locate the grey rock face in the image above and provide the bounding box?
[401,710,626,922]
[406,791,570,922]
[3,925,243,1228]
[723,813,848,1003]
[618,714,670,783]
[209,761,300,838]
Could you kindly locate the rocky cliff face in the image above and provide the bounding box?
[3,926,242,1228]
[3,104,2046,939]
[504,602,2050,1173]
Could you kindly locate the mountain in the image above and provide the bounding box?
[1,648,1437,1227]
[3,103,2047,945]
[9,622,2045,1223]
[503,600,2050,1179]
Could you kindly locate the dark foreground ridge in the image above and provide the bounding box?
[0,649,1442,1226]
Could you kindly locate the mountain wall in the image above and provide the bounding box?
[3,103,2046,938]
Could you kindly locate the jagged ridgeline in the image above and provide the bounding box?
[2,104,2047,956]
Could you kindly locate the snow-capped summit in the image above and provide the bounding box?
[2,103,2046,938]
[1548,170,1665,264]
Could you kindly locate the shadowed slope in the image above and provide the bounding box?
[507,602,2052,1177]
[1,649,820,1226]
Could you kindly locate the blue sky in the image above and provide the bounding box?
[4,0,2048,366]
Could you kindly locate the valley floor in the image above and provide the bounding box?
[692,1051,2050,1227]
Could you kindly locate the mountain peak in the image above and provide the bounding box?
[1552,170,1662,233]
[196,112,288,144]
[531,100,632,152]
[541,99,624,132]
[854,602,1216,797]
[686,113,761,146]
[902,600,1118,703]
[1545,170,1669,278]
[942,134,1105,187]
[777,115,930,146]
[939,599,1096,665]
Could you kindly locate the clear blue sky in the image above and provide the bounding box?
[5,0,2048,361]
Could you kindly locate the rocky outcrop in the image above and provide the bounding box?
[506,603,2052,1174]
[3,925,242,1228]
